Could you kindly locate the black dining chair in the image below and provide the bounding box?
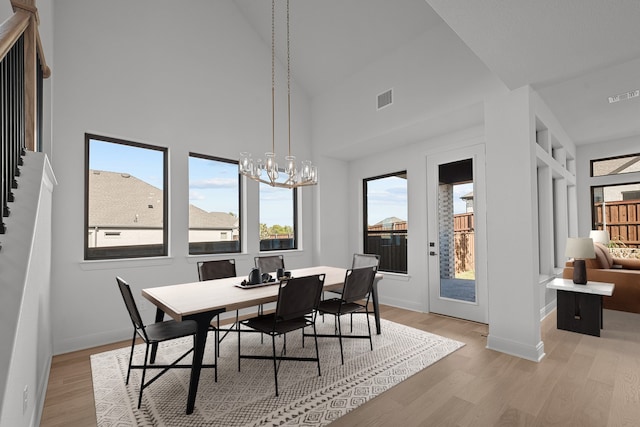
[197,259,237,356]
[254,255,285,315]
[254,255,285,275]
[115,276,216,408]
[322,253,380,323]
[313,266,377,365]
[238,274,325,396]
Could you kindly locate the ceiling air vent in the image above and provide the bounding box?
[377,89,393,110]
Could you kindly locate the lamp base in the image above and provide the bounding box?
[573,259,587,284]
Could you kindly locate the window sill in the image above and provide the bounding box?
[79,256,174,271]
[379,272,411,282]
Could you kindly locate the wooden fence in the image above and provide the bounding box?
[453,213,474,274]
[593,200,640,247]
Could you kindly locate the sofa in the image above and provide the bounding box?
[563,242,640,314]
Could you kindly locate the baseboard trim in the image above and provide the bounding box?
[486,334,545,362]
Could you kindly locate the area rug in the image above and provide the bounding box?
[91,316,464,426]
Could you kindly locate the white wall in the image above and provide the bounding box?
[50,0,314,354]
[345,127,485,312]
[311,19,507,274]
[484,87,544,361]
[312,22,507,160]
[0,1,11,22]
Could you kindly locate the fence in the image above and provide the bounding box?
[453,212,474,274]
[366,231,407,273]
[593,200,640,247]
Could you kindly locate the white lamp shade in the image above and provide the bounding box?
[589,230,610,245]
[565,237,596,259]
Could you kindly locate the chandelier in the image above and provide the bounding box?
[239,0,318,189]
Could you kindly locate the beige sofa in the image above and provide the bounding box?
[563,242,640,314]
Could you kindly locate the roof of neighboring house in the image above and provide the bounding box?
[375,217,405,226]
[189,205,238,229]
[88,170,237,229]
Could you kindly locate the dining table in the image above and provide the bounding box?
[141,265,383,414]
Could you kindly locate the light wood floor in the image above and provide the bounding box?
[40,305,640,426]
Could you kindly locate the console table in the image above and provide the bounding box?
[546,278,614,337]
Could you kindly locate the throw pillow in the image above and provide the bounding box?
[594,242,614,268]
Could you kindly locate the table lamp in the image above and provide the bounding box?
[565,237,596,284]
[589,229,610,246]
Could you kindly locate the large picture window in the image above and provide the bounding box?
[188,154,241,254]
[85,134,168,260]
[363,171,408,273]
[259,183,297,251]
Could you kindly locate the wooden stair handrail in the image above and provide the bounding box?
[0,9,29,62]
[0,0,50,78]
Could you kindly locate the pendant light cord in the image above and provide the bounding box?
[271,0,276,155]
[287,0,291,158]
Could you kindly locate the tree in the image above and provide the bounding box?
[259,223,269,239]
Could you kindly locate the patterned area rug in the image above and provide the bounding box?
[91,316,464,426]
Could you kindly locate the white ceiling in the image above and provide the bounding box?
[234,0,640,146]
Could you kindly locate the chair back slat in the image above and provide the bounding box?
[352,253,380,269]
[198,259,236,281]
[275,274,325,321]
[116,277,147,336]
[255,255,285,274]
[342,266,377,303]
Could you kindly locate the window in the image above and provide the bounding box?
[259,183,297,251]
[591,182,640,247]
[188,154,241,254]
[85,134,167,260]
[363,171,408,273]
[591,153,640,177]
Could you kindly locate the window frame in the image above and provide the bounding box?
[590,180,640,247]
[590,152,640,177]
[259,183,298,251]
[188,153,242,255]
[363,170,408,274]
[84,133,168,260]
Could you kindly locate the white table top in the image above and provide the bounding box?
[546,277,614,296]
[142,266,371,321]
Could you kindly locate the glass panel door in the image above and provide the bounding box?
[427,145,487,323]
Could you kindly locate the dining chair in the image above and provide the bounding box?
[197,259,237,356]
[254,255,285,275]
[254,255,285,315]
[115,276,216,408]
[351,253,381,269]
[238,274,325,396]
[322,253,380,323]
[197,258,236,282]
[313,266,377,365]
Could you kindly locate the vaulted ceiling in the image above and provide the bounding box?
[234,0,640,146]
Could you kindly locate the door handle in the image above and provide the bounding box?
[429,251,438,256]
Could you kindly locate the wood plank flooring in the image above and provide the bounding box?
[40,306,640,426]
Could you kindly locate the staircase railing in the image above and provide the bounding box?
[0,0,50,251]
